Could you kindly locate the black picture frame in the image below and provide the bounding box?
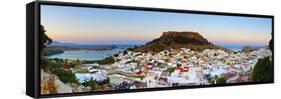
[26,0,274,98]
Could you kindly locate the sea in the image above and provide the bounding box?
[46,45,136,60]
[46,45,266,61]
[223,45,266,51]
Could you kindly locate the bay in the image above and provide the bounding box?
[46,45,135,60]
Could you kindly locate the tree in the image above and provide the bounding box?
[68,62,76,68]
[123,50,128,56]
[252,57,273,82]
[176,63,182,68]
[54,58,59,63]
[127,48,134,51]
[114,54,119,57]
[269,39,273,51]
[40,25,53,70]
[76,59,80,64]
[40,25,52,51]
[64,59,68,64]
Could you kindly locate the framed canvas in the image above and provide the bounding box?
[26,0,274,98]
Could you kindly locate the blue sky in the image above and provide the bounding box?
[41,5,272,46]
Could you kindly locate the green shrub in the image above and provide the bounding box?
[127,75,145,79]
[252,57,273,82]
[50,68,78,84]
[216,77,226,84]
[75,70,89,74]
[97,56,115,65]
[165,67,176,73]
[84,80,97,90]
[82,56,115,65]
[211,77,226,84]
[68,62,77,68]
[44,59,78,84]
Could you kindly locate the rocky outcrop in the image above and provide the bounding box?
[40,69,91,95]
[241,46,256,53]
[134,31,229,52]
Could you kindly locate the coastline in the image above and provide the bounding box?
[45,44,267,61]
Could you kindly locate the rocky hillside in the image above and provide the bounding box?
[241,46,256,53]
[134,31,229,52]
[40,69,91,95]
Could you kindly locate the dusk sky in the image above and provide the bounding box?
[41,5,272,46]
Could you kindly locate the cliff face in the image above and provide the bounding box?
[134,31,228,52]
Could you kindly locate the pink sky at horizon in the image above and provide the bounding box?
[41,5,272,46]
